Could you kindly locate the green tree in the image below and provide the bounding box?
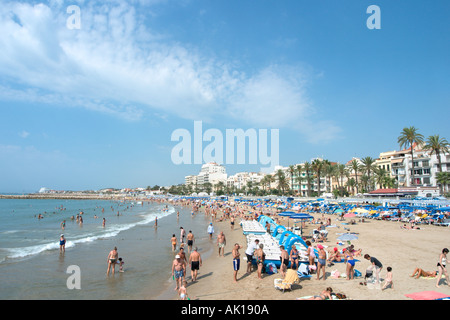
[350,160,361,194]
[436,172,450,194]
[312,159,324,196]
[398,126,424,186]
[423,135,450,193]
[361,156,376,191]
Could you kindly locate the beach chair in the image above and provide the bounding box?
[274,269,299,292]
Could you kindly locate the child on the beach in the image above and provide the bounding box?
[179,280,188,300]
[117,257,124,272]
[382,266,393,290]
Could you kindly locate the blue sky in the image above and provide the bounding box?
[0,0,449,193]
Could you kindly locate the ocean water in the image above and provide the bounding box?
[0,199,215,299]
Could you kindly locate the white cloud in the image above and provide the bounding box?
[0,0,341,144]
[18,130,30,138]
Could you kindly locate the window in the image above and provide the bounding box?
[422,161,429,167]
[423,168,430,175]
[413,161,419,167]
[423,177,430,185]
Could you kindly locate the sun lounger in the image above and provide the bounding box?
[274,269,300,292]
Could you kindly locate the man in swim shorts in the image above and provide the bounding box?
[172,254,186,290]
[217,231,226,257]
[189,247,202,282]
[232,243,242,282]
[186,231,194,254]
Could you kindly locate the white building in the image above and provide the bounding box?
[185,162,227,187]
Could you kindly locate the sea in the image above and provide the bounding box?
[0,198,215,299]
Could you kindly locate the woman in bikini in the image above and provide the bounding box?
[410,267,437,279]
[298,287,333,300]
[345,248,355,280]
[305,241,316,273]
[436,248,449,288]
[290,245,299,270]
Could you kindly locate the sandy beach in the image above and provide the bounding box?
[160,206,450,300]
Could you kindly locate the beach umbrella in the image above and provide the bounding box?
[290,213,314,220]
[279,211,296,217]
[338,233,359,241]
[344,212,356,218]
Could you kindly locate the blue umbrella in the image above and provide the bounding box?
[290,213,314,220]
[279,211,296,217]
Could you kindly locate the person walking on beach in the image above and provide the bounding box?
[59,234,66,253]
[172,254,186,290]
[232,243,242,283]
[317,244,327,281]
[207,223,214,240]
[230,215,235,230]
[364,254,383,284]
[171,234,177,251]
[217,231,226,257]
[245,239,259,273]
[180,227,186,244]
[106,247,119,276]
[189,247,202,282]
[186,230,194,254]
[436,248,449,288]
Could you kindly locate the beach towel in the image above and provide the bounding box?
[405,291,450,300]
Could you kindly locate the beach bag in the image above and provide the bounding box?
[266,262,277,275]
[354,269,362,278]
[331,269,340,279]
[298,263,310,276]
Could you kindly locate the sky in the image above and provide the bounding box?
[0,0,449,193]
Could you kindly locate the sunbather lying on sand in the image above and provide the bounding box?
[410,267,437,279]
[297,287,333,300]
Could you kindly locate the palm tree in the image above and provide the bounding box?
[361,156,376,191]
[423,135,450,193]
[373,167,387,189]
[216,181,225,194]
[436,172,450,194]
[350,159,361,194]
[312,159,324,196]
[398,126,424,186]
[346,178,356,195]
[288,165,296,193]
[384,176,397,189]
[323,160,335,193]
[275,169,289,195]
[301,162,314,197]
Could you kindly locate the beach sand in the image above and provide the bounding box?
[156,208,450,300]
